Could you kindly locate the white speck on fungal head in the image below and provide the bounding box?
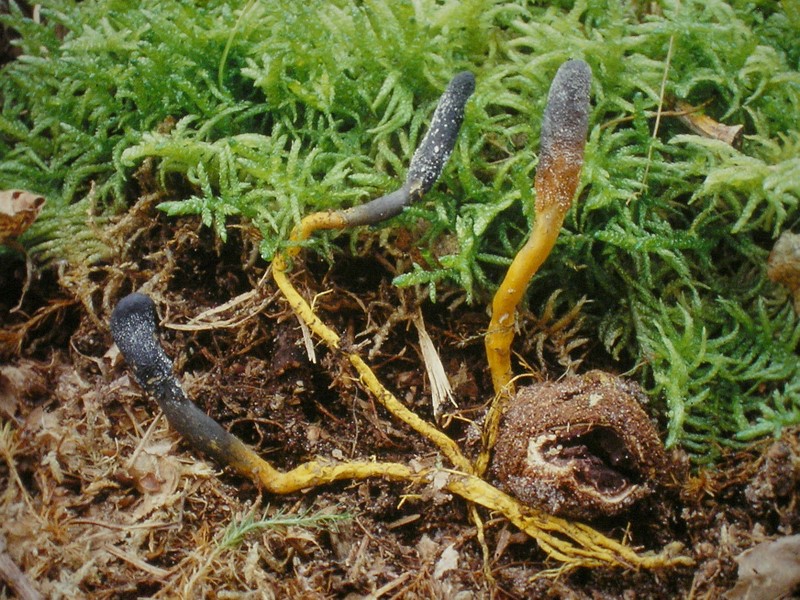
[537,59,592,170]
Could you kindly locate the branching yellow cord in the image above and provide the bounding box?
[111,64,693,576]
[223,424,692,570]
[269,218,691,572]
[273,234,472,473]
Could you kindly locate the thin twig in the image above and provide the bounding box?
[636,34,675,199]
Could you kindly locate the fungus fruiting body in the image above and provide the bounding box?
[110,293,279,481]
[111,71,480,490]
[110,292,419,492]
[285,71,475,251]
[110,64,690,573]
[477,59,592,477]
[485,59,592,397]
[478,59,670,520]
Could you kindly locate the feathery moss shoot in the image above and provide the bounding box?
[3,0,800,461]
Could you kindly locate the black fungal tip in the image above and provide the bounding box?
[110,292,173,388]
[406,70,475,195]
[447,71,477,104]
[539,59,592,160]
[111,293,158,336]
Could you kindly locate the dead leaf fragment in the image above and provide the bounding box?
[0,190,45,243]
[0,362,49,419]
[725,534,800,600]
[433,543,459,580]
[768,231,800,313]
[129,443,181,496]
[412,309,455,423]
[674,100,743,148]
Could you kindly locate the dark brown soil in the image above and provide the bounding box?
[1,206,798,599]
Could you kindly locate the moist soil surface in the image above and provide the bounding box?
[1,208,798,599]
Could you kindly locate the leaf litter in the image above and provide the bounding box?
[1,210,799,598]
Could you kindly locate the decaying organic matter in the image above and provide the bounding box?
[0,190,45,243]
[0,189,46,312]
[491,371,669,519]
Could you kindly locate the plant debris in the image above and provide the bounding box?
[726,534,800,600]
[768,231,800,314]
[673,99,744,148]
[0,190,45,243]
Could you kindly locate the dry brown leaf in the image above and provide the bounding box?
[129,443,182,496]
[0,362,47,419]
[725,534,800,600]
[674,100,743,147]
[417,534,438,563]
[0,190,45,243]
[768,231,800,314]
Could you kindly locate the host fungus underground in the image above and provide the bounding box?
[491,371,669,520]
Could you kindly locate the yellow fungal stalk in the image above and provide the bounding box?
[478,60,592,476]
[112,64,692,577]
[485,59,592,397]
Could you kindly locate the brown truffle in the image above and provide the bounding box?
[491,370,668,519]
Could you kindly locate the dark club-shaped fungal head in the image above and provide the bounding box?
[110,292,277,479]
[336,70,475,228]
[535,59,591,216]
[110,292,174,391]
[406,70,476,197]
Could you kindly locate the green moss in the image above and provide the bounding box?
[2,0,799,463]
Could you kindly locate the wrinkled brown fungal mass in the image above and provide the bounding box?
[491,370,668,520]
